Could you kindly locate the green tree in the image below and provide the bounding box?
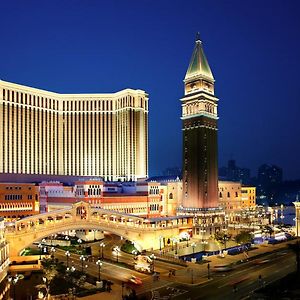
[234,231,252,245]
[214,231,231,249]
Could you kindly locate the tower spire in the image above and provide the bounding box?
[185,34,214,81]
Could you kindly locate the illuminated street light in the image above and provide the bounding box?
[80,255,86,273]
[8,274,19,300]
[191,242,197,258]
[65,251,71,268]
[159,235,163,251]
[150,253,156,273]
[38,243,43,260]
[113,246,121,263]
[201,240,208,252]
[67,266,76,273]
[50,247,56,260]
[132,249,138,257]
[99,242,105,259]
[96,259,103,281]
[186,235,190,247]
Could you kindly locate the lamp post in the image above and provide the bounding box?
[159,236,163,251]
[223,229,228,250]
[96,259,102,281]
[42,276,49,299]
[150,253,156,273]
[100,242,105,259]
[171,238,174,251]
[186,235,190,247]
[80,255,86,273]
[132,250,138,257]
[201,240,208,252]
[50,247,56,260]
[191,242,196,258]
[65,251,70,268]
[8,275,19,300]
[174,238,178,255]
[38,243,43,260]
[207,263,210,279]
[113,246,120,263]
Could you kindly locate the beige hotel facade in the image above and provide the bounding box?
[0,80,148,181]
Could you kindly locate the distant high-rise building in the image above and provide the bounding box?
[219,160,251,184]
[181,35,218,209]
[162,167,182,177]
[258,164,282,185]
[0,80,148,181]
[257,164,283,196]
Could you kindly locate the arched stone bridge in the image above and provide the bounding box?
[5,202,192,256]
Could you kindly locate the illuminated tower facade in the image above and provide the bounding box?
[181,35,218,209]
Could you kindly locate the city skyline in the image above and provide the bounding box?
[0,0,299,179]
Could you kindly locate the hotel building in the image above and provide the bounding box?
[0,80,148,181]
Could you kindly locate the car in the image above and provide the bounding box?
[128,275,143,285]
[213,265,233,272]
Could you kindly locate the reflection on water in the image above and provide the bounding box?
[273,205,295,225]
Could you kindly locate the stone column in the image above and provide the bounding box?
[293,201,300,237]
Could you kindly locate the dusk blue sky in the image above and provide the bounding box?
[1,0,299,179]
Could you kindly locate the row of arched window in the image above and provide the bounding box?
[0,203,32,210]
[219,191,239,198]
[184,102,215,116]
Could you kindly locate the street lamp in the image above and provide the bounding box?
[65,251,70,268]
[80,255,86,273]
[159,235,163,251]
[150,253,156,273]
[191,242,196,257]
[132,249,138,257]
[42,276,49,299]
[201,240,208,252]
[66,265,76,273]
[8,275,19,300]
[186,235,190,247]
[96,259,102,281]
[50,247,56,260]
[113,246,120,263]
[38,243,43,260]
[207,263,210,279]
[100,242,105,259]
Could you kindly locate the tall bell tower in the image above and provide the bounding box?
[181,34,218,209]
